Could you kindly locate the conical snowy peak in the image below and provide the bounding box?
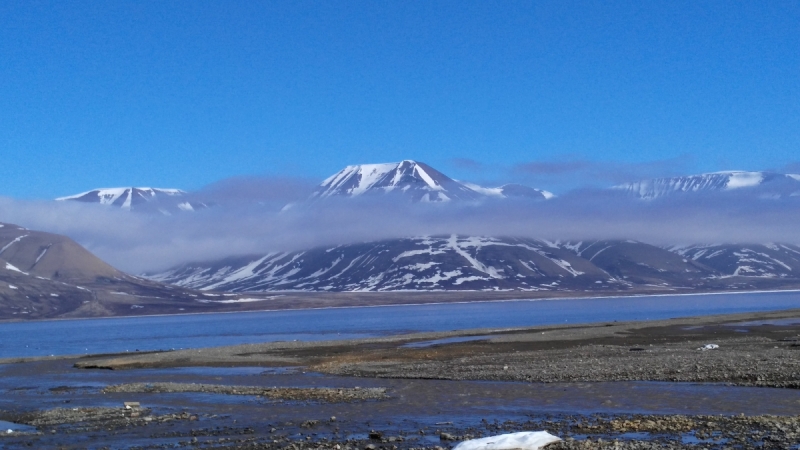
[311,160,483,202]
[614,171,800,199]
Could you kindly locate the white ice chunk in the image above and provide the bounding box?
[697,344,719,351]
[453,431,561,450]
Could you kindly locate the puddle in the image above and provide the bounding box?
[681,431,729,445]
[403,336,491,348]
[0,420,38,434]
[135,366,274,377]
[260,367,303,375]
[618,432,651,440]
[725,317,800,327]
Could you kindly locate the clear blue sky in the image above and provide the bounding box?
[1,0,798,198]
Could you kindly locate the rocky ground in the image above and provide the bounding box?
[3,406,800,449]
[72,308,800,390]
[3,308,800,448]
[325,334,800,388]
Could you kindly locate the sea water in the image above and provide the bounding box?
[0,290,798,358]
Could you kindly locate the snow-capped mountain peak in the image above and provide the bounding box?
[56,187,202,212]
[311,160,552,203]
[614,171,800,200]
[57,187,185,209]
[311,160,482,202]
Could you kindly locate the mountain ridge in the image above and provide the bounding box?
[614,171,800,199]
[147,235,800,293]
[56,187,207,213]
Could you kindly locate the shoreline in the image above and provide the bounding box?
[2,285,799,325]
[71,307,800,382]
[3,301,800,365]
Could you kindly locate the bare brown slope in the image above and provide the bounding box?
[0,223,120,282]
[0,222,226,320]
[0,222,331,320]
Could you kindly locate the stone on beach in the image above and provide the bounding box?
[697,344,720,351]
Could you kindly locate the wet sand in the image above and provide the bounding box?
[2,308,800,448]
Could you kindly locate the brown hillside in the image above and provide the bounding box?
[0,223,121,282]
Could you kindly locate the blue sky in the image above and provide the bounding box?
[1,0,798,199]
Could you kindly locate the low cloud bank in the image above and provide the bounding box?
[510,155,696,192]
[1,178,799,274]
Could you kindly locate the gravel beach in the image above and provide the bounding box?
[3,308,800,448]
[73,307,800,389]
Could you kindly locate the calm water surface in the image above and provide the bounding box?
[1,291,799,358]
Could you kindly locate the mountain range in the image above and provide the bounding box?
[148,236,800,293]
[57,160,554,211]
[2,160,795,319]
[138,162,800,293]
[56,164,800,211]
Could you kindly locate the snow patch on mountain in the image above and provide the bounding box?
[5,262,27,274]
[724,171,764,189]
[446,235,503,278]
[0,234,28,256]
[670,244,800,278]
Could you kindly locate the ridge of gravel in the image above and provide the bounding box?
[103,382,387,402]
[325,335,800,388]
